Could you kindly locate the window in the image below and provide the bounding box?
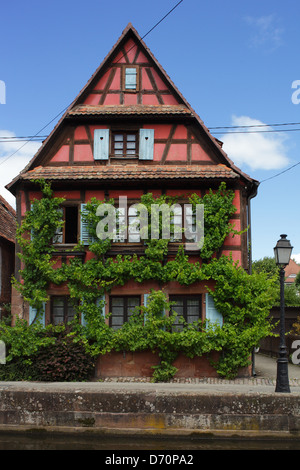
[112,204,143,243]
[53,206,79,244]
[93,129,154,161]
[112,132,138,157]
[51,296,77,325]
[169,295,202,330]
[109,296,140,329]
[123,66,139,91]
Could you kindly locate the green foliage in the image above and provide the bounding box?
[30,329,95,382]
[253,256,300,307]
[252,256,279,279]
[0,317,56,363]
[7,180,276,381]
[0,320,94,381]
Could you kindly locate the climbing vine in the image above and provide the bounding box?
[11,180,276,380]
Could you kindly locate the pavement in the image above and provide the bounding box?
[1,353,300,395]
[254,352,300,381]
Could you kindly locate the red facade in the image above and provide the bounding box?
[0,195,16,319]
[8,24,258,337]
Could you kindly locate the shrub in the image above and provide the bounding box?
[30,331,95,382]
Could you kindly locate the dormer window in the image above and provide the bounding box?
[122,66,139,91]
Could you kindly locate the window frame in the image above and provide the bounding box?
[50,295,78,325]
[112,199,145,244]
[122,65,139,92]
[169,294,202,329]
[53,204,80,245]
[111,130,139,159]
[109,295,141,329]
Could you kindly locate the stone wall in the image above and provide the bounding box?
[0,382,299,438]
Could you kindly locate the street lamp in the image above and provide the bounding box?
[273,234,293,393]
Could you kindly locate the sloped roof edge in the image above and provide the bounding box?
[6,23,259,194]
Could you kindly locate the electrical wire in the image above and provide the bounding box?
[1,0,298,185]
[209,122,300,129]
[0,105,69,166]
[2,119,300,142]
[0,0,185,166]
[260,161,300,183]
[212,128,300,135]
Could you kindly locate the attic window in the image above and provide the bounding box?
[123,66,139,91]
[112,132,138,157]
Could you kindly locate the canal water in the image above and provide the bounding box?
[0,433,300,450]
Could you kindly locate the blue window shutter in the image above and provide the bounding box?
[143,293,150,323]
[205,293,223,328]
[125,68,137,89]
[80,203,97,245]
[143,293,165,324]
[29,303,46,327]
[139,129,154,160]
[94,129,109,160]
[80,203,89,245]
[81,296,105,326]
[81,309,87,327]
[96,296,106,318]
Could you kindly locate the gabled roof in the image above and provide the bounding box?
[6,23,258,195]
[0,195,16,244]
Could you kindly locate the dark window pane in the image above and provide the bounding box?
[64,206,78,244]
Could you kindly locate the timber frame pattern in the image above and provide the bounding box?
[7,23,259,328]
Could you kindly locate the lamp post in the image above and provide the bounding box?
[273,234,293,393]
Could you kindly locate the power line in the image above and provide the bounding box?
[0,0,185,167]
[0,135,47,140]
[141,0,184,40]
[260,161,300,183]
[209,121,300,129]
[2,119,300,142]
[212,128,300,135]
[0,105,70,166]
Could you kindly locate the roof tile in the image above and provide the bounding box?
[0,195,16,243]
[20,164,238,182]
[68,104,192,117]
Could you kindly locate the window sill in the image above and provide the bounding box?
[110,156,139,160]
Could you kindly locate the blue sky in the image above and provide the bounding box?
[0,0,300,262]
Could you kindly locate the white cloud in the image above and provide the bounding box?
[220,115,290,171]
[0,130,41,208]
[245,14,284,51]
[292,254,300,265]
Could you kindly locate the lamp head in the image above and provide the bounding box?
[274,234,293,267]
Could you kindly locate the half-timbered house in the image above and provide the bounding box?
[7,24,258,376]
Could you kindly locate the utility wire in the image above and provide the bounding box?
[0,105,70,166]
[2,119,300,142]
[260,161,300,183]
[0,0,185,166]
[209,121,300,129]
[212,128,300,135]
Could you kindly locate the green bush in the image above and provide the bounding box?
[0,321,95,382]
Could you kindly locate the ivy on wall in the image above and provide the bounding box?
[11,180,276,380]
